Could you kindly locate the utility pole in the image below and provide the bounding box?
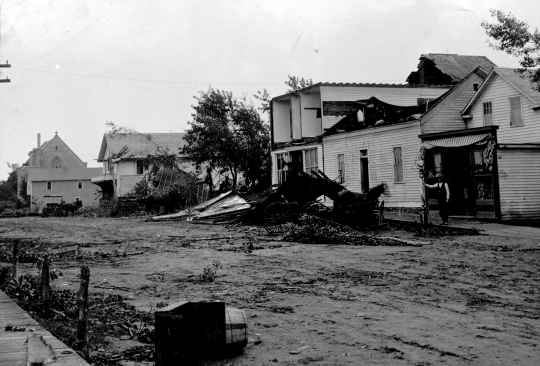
[0,60,10,83]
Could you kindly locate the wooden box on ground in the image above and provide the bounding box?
[155,301,226,366]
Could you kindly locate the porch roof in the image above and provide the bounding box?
[420,126,499,148]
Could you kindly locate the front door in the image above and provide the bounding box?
[359,149,369,193]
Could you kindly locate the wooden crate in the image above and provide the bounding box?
[155,301,226,366]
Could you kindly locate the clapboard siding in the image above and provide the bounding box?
[421,74,484,134]
[323,121,423,207]
[468,74,540,143]
[321,86,448,130]
[498,149,540,219]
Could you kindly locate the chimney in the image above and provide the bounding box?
[37,133,41,148]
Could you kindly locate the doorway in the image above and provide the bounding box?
[359,149,369,193]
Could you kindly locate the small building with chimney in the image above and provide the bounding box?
[18,133,102,209]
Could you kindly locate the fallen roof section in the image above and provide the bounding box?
[149,191,251,222]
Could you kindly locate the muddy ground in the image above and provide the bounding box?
[1,217,539,366]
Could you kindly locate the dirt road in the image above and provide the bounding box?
[1,217,539,365]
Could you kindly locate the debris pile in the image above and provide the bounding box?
[283,215,425,246]
[150,190,252,222]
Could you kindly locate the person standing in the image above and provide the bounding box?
[423,175,450,225]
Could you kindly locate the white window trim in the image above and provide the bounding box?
[482,100,493,126]
[46,181,52,190]
[393,146,404,184]
[304,148,319,173]
[337,153,346,184]
[509,95,524,127]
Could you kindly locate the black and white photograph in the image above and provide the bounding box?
[0,0,539,365]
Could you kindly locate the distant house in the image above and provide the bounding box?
[92,133,198,199]
[406,54,496,86]
[18,132,102,208]
[270,83,449,187]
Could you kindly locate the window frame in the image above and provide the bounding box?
[393,147,404,183]
[337,154,345,184]
[276,152,290,184]
[77,180,83,189]
[509,96,523,127]
[304,148,319,173]
[46,181,52,190]
[136,160,144,175]
[482,101,493,126]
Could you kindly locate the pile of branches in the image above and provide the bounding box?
[283,215,421,246]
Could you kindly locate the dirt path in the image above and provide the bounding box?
[1,217,539,365]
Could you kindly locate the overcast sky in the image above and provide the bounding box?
[0,0,537,179]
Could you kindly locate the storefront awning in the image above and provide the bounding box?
[422,133,490,149]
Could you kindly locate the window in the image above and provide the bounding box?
[77,180,83,189]
[276,153,290,184]
[417,98,434,105]
[55,146,58,150]
[393,147,404,183]
[304,148,318,173]
[75,197,81,203]
[136,160,144,175]
[51,156,62,169]
[473,83,479,91]
[46,182,52,190]
[337,154,345,183]
[509,96,523,126]
[483,102,493,126]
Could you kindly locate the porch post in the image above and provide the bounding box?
[492,134,502,221]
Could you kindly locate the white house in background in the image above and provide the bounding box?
[270,82,449,186]
[17,132,101,208]
[92,133,192,199]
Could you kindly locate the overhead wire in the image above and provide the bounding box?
[16,0,133,63]
[11,66,286,86]
[9,3,78,57]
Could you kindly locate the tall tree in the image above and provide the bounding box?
[482,9,540,90]
[183,87,271,190]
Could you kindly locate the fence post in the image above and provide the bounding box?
[41,254,50,305]
[76,265,90,356]
[11,239,19,280]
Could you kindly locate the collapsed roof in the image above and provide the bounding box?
[407,54,496,86]
[323,96,443,136]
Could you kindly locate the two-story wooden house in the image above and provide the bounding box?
[322,67,496,218]
[460,68,540,220]
[18,133,102,208]
[92,133,190,199]
[270,83,449,186]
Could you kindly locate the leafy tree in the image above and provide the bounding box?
[482,9,540,90]
[285,75,313,92]
[0,164,19,201]
[183,87,271,190]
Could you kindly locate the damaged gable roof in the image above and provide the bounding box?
[97,133,187,162]
[323,96,445,136]
[407,54,496,85]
